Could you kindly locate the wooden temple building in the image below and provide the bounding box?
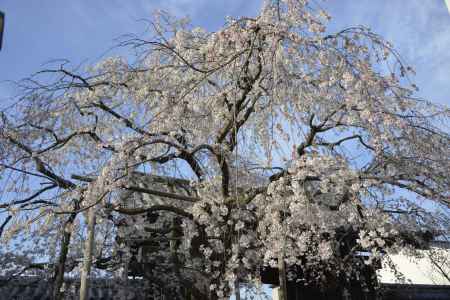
[1,173,449,299]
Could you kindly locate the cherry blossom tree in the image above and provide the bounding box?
[0,0,449,299]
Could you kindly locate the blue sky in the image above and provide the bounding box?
[1,1,450,108]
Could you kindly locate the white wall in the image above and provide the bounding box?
[378,247,450,285]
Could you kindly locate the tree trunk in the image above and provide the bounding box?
[53,212,77,300]
[80,207,96,300]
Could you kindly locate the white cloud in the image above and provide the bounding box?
[325,0,450,105]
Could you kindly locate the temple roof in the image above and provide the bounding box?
[0,277,155,300]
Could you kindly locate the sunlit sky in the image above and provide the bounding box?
[0,1,450,108]
[0,1,449,298]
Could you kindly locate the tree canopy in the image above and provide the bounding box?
[0,0,449,299]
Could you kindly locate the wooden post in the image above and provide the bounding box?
[80,207,96,300]
[234,280,241,300]
[119,256,129,300]
[272,287,281,300]
[277,253,288,300]
[0,11,4,50]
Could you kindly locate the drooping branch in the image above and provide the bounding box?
[0,184,57,209]
[5,135,76,189]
